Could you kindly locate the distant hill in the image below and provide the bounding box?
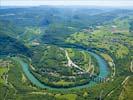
[0,33,31,57]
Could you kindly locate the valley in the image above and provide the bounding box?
[0,6,133,100]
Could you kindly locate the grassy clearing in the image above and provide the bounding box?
[0,67,8,84]
[55,93,77,100]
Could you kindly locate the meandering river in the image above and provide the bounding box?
[14,46,109,90]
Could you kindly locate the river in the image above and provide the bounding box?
[13,46,109,90]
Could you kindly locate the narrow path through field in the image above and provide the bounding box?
[130,60,133,72]
[121,76,130,85]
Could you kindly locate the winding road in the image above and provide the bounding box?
[65,49,84,71]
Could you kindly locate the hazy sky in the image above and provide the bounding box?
[1,0,133,7]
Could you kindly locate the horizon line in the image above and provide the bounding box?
[1,0,133,7]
